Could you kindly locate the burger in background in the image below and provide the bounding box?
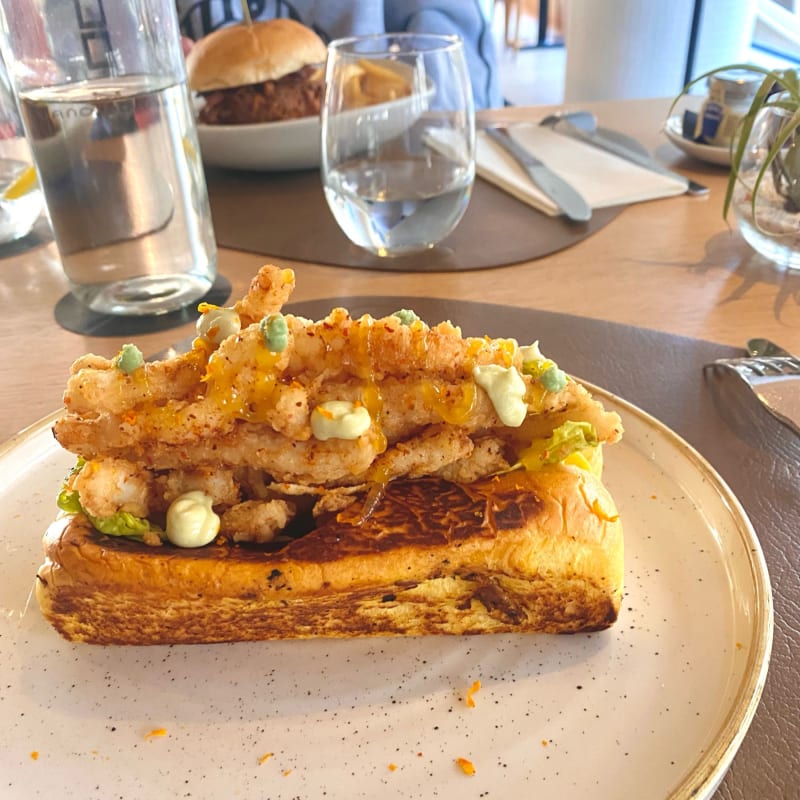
[186,18,327,124]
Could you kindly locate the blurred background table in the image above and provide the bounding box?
[2,96,800,442]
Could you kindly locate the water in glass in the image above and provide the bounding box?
[19,75,216,313]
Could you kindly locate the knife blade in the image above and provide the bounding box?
[483,126,592,223]
[550,119,698,194]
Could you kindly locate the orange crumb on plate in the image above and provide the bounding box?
[466,680,481,708]
[589,497,619,522]
[144,728,168,740]
[541,739,549,747]
[388,763,398,772]
[258,752,274,765]
[282,769,293,777]
[30,751,39,760]
[456,757,476,776]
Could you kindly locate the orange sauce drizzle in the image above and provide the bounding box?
[348,315,387,454]
[203,344,282,422]
[421,380,476,424]
[526,381,549,413]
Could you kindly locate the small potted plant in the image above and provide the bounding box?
[670,64,800,271]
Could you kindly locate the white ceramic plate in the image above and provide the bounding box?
[0,386,772,800]
[664,115,732,167]
[197,89,432,172]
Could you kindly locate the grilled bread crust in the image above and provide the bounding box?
[36,466,623,645]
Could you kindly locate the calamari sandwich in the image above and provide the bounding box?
[39,265,624,644]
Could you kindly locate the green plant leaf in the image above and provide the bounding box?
[723,72,779,218]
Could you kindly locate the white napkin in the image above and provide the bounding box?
[476,125,688,217]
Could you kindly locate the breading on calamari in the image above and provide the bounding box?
[54,264,623,544]
[219,499,296,543]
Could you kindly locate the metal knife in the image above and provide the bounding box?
[550,119,705,196]
[483,126,592,222]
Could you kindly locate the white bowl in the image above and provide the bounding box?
[197,90,432,172]
[664,115,731,167]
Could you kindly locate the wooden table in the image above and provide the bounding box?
[2,97,800,443]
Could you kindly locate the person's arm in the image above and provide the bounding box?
[386,0,503,109]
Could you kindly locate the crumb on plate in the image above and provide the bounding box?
[456,757,476,776]
[466,679,481,708]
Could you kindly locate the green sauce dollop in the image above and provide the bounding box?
[260,313,289,352]
[114,343,144,374]
[540,364,567,392]
[392,309,421,326]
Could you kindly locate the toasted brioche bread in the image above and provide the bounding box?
[37,466,622,645]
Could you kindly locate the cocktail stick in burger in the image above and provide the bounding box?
[40,265,624,644]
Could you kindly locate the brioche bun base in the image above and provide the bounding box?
[36,468,623,645]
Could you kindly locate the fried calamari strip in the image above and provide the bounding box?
[54,264,623,489]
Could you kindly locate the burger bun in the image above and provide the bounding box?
[187,18,328,92]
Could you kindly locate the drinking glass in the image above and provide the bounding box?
[321,33,475,257]
[0,0,217,315]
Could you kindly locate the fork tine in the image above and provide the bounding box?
[709,356,800,378]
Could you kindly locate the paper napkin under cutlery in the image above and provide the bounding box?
[477,125,688,216]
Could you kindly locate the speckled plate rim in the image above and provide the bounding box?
[664,115,732,167]
[585,380,773,799]
[0,384,773,799]
[0,408,61,457]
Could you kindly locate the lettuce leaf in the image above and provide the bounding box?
[519,421,599,471]
[90,511,155,537]
[56,488,83,514]
[56,484,161,541]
